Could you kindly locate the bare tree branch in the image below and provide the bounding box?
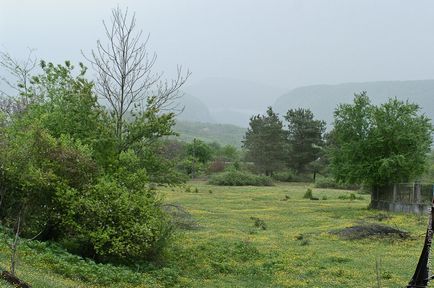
[83,7,190,146]
[0,49,37,117]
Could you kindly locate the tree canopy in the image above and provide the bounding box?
[330,92,433,187]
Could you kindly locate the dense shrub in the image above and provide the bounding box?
[314,177,360,190]
[0,124,98,237]
[292,173,315,182]
[56,176,172,263]
[209,170,273,186]
[271,171,295,182]
[0,61,176,264]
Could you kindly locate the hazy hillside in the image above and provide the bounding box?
[176,94,215,123]
[173,120,246,147]
[184,77,287,127]
[274,80,434,126]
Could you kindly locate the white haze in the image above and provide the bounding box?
[2,0,434,126]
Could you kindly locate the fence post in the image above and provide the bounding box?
[415,182,421,204]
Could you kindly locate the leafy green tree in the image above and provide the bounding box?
[217,144,239,162]
[186,139,213,164]
[122,100,184,184]
[178,139,214,178]
[243,107,287,176]
[330,92,433,188]
[285,108,326,174]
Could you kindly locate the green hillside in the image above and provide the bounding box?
[173,120,246,147]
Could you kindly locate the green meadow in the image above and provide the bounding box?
[0,181,428,287]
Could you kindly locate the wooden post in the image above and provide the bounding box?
[392,184,397,203]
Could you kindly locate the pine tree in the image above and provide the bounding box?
[285,108,326,174]
[243,107,287,176]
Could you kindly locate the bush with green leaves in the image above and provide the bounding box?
[0,123,98,237]
[272,171,295,182]
[209,170,273,186]
[56,175,172,263]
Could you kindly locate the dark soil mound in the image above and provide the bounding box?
[331,223,409,240]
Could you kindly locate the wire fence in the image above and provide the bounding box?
[371,183,433,213]
[373,183,434,204]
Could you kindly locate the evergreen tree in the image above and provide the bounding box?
[243,107,287,176]
[285,108,326,174]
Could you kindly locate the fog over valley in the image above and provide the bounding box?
[2,0,434,128]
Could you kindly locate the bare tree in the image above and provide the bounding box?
[0,49,37,117]
[85,7,190,144]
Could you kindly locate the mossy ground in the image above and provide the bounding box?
[0,181,428,287]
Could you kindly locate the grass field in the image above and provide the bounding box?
[0,181,429,287]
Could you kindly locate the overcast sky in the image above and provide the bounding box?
[1,0,434,90]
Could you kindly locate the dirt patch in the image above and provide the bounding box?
[330,223,409,240]
[162,203,200,230]
[1,271,31,288]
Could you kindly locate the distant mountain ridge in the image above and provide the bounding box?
[183,77,287,127]
[176,79,434,134]
[176,93,215,123]
[274,80,434,126]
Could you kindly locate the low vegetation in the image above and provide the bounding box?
[314,176,360,190]
[0,182,429,287]
[208,170,273,186]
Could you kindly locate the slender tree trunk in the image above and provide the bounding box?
[10,215,21,276]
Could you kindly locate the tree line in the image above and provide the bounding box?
[243,107,326,178]
[243,92,433,190]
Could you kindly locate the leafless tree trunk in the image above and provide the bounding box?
[85,7,190,146]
